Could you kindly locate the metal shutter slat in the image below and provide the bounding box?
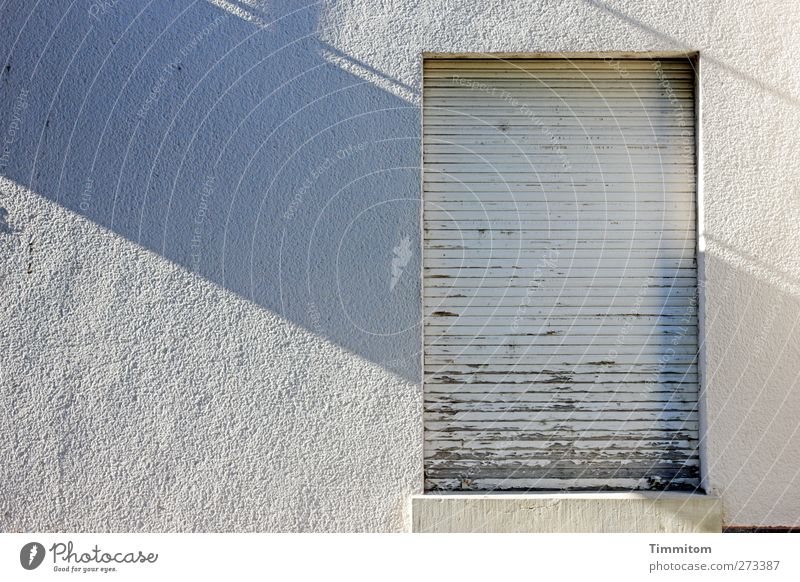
[422,58,698,492]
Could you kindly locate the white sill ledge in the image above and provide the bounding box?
[412,492,721,533]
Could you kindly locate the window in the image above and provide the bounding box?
[423,57,698,491]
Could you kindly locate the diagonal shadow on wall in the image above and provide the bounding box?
[0,0,422,382]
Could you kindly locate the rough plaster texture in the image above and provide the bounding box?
[412,493,722,533]
[1,0,799,531]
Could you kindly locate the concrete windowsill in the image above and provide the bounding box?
[411,492,721,533]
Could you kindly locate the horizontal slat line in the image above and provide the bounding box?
[426,273,696,281]
[425,162,694,171]
[425,466,700,477]
[425,67,693,75]
[426,324,696,334]
[427,385,699,393]
[426,352,697,363]
[426,336,695,352]
[425,298,697,306]
[427,227,697,235]
[425,425,701,435]
[425,455,700,465]
[427,440,698,450]
[425,120,694,128]
[425,272,698,278]
[423,90,695,97]
[426,334,697,342]
[425,262,696,270]
[425,68,694,75]
[427,374,699,382]
[423,69,694,75]
[425,159,695,168]
[425,384,700,394]
[424,216,696,224]
[424,139,695,148]
[426,437,698,447]
[426,434,698,443]
[425,345,698,355]
[426,446,698,455]
[426,464,699,476]
[423,112,694,120]
[424,125,695,133]
[423,80,694,88]
[425,367,699,375]
[426,280,697,288]
[425,339,698,348]
[424,116,694,124]
[425,218,695,225]
[423,105,694,112]
[425,428,698,438]
[424,76,694,84]
[425,287,697,295]
[426,378,700,386]
[424,61,692,69]
[424,69,693,77]
[425,235,695,242]
[427,183,694,190]
[425,479,700,491]
[425,225,695,231]
[423,59,693,68]
[424,125,694,131]
[426,292,697,300]
[426,395,698,405]
[424,152,694,161]
[425,355,699,362]
[425,257,695,267]
[425,107,694,113]
[425,142,695,150]
[424,201,694,207]
[427,341,698,349]
[423,92,694,101]
[424,315,699,326]
[423,104,693,112]
[426,306,696,316]
[426,200,696,207]
[426,392,698,402]
[424,80,695,87]
[424,170,691,177]
[424,361,699,370]
[424,470,700,481]
[426,169,695,175]
[426,288,698,295]
[424,115,694,125]
[424,412,697,426]
[425,459,699,469]
[424,100,693,109]
[424,253,695,262]
[423,237,695,249]
[426,373,699,381]
[424,382,697,394]
[426,192,694,199]
[427,401,698,411]
[425,324,699,332]
[426,325,700,333]
[425,369,698,377]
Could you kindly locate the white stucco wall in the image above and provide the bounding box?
[1,0,798,531]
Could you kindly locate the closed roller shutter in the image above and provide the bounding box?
[423,58,698,491]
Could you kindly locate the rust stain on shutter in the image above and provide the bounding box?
[422,57,699,492]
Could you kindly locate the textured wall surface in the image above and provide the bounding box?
[1,0,799,531]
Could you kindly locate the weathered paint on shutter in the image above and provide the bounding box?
[422,58,699,491]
